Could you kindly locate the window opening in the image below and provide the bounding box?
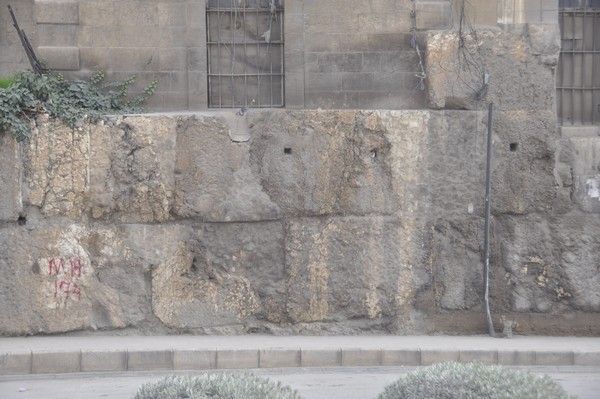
[206,0,284,108]
[557,2,600,125]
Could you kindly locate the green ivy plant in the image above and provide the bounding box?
[0,70,158,142]
[0,75,17,89]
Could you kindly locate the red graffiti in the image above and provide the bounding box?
[49,258,65,276]
[49,258,84,301]
[69,258,82,277]
[49,258,83,277]
[54,281,81,301]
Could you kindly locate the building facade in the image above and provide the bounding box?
[0,0,562,111]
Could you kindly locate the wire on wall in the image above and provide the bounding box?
[410,0,427,92]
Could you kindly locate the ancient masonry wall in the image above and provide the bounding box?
[2,3,600,336]
[1,103,599,336]
[1,22,600,335]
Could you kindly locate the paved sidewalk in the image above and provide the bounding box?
[1,335,600,375]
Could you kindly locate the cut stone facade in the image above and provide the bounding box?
[0,0,558,110]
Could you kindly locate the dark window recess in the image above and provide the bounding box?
[559,0,581,7]
[284,147,292,154]
[509,143,518,152]
[206,0,284,108]
[560,0,600,7]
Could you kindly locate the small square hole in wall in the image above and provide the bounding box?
[284,147,292,154]
[509,143,518,152]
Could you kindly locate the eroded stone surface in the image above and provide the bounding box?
[426,29,559,111]
[0,223,146,335]
[1,107,599,336]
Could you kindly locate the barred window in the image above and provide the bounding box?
[206,0,284,108]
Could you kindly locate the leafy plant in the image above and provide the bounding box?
[0,75,17,89]
[134,373,304,399]
[0,70,158,142]
[377,361,575,399]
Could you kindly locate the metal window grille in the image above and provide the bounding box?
[557,6,600,125]
[206,0,284,108]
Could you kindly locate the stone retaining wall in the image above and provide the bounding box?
[1,106,599,336]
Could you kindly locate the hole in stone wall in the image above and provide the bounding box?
[17,215,26,226]
[509,142,518,152]
[284,147,292,154]
[370,149,378,159]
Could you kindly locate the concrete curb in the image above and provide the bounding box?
[2,347,600,376]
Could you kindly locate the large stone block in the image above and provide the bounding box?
[248,110,406,216]
[34,0,78,24]
[416,1,453,30]
[284,216,430,333]
[151,221,286,330]
[495,212,600,314]
[23,116,89,218]
[36,25,78,47]
[113,1,158,27]
[426,29,558,111]
[0,223,149,335]
[78,1,115,27]
[491,111,558,215]
[173,115,281,222]
[36,46,80,71]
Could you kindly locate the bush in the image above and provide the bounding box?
[377,362,575,399]
[0,70,157,142]
[0,75,16,89]
[133,373,304,399]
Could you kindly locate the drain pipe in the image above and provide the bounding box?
[483,102,496,337]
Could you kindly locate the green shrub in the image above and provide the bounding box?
[0,70,157,142]
[0,75,16,89]
[377,362,575,399]
[133,373,304,399]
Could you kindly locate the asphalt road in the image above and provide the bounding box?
[1,366,598,399]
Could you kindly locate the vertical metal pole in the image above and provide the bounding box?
[483,102,496,337]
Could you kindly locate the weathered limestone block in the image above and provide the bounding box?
[89,116,177,222]
[497,215,562,313]
[551,214,600,312]
[151,222,286,330]
[429,218,484,310]
[426,29,559,111]
[173,115,281,222]
[498,213,600,314]
[248,110,406,217]
[379,110,431,216]
[426,111,486,219]
[527,23,562,65]
[0,133,22,221]
[491,111,557,214]
[24,115,89,218]
[285,216,430,333]
[0,223,148,335]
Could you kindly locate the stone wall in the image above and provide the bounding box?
[0,0,561,110]
[0,0,454,110]
[0,103,599,336]
[3,2,598,337]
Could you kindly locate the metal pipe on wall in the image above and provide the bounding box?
[483,101,496,337]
